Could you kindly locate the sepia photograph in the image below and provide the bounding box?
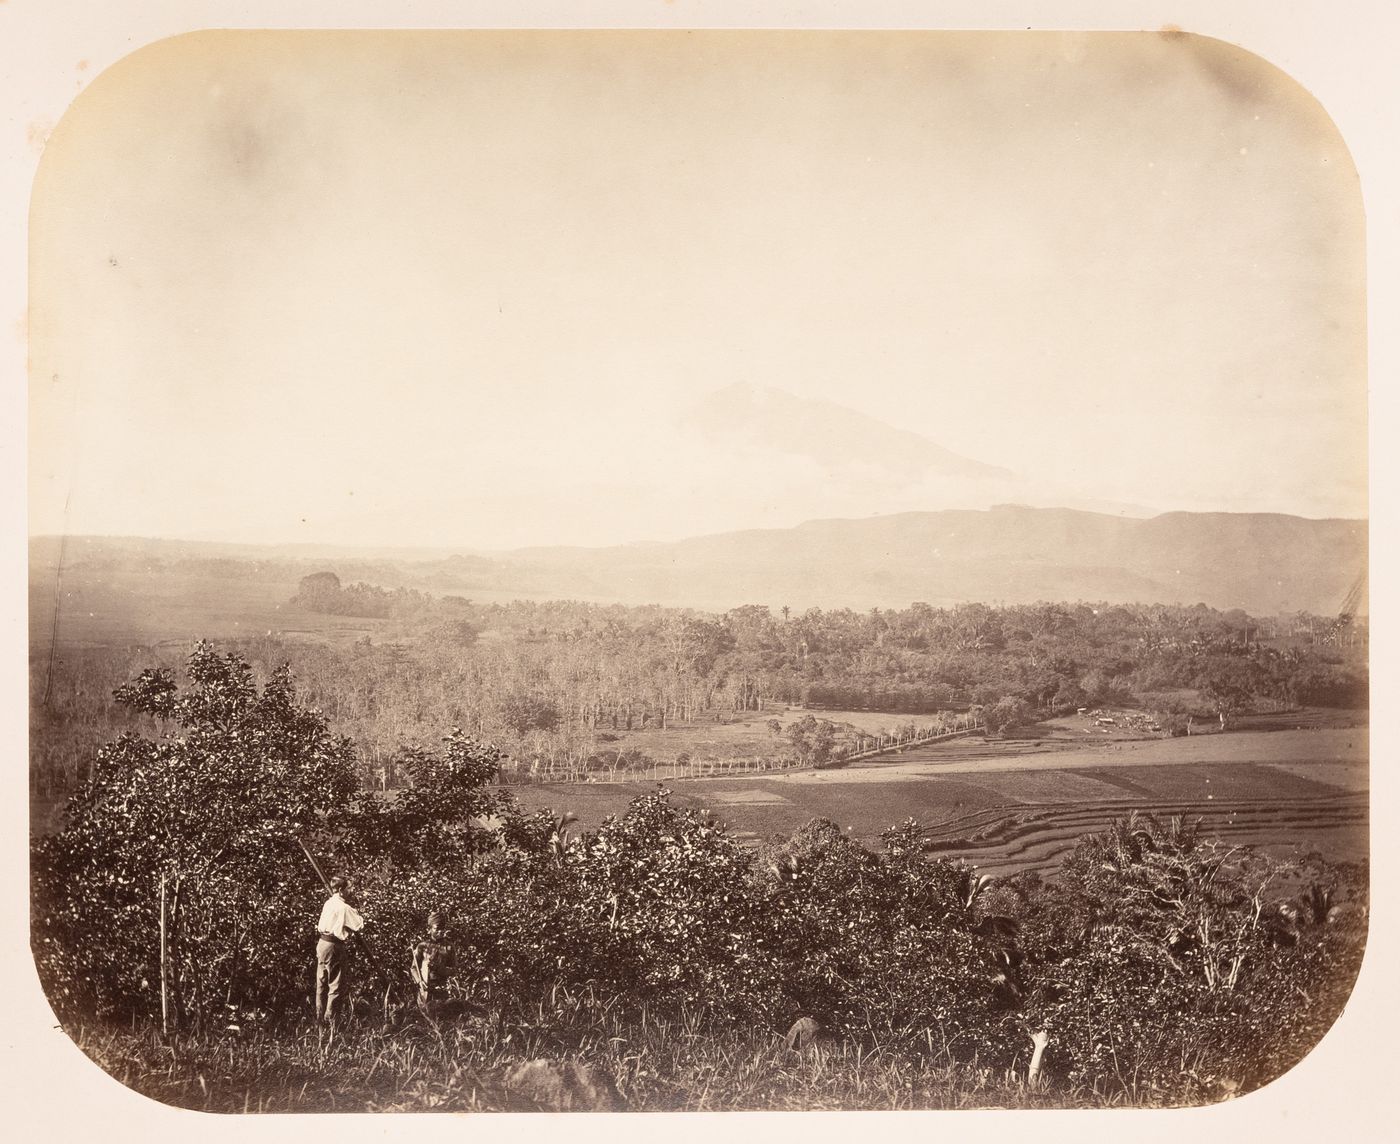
[12,4,1389,1128]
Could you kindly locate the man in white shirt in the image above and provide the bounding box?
[315,875,365,1032]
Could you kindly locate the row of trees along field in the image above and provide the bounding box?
[31,644,1367,1109]
[30,580,1367,795]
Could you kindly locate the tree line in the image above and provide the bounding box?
[31,583,1367,797]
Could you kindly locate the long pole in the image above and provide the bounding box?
[159,872,169,1036]
[297,836,334,895]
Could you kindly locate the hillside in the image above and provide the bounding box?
[31,506,1365,623]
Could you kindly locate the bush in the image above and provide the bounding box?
[31,647,537,1029]
[32,643,362,1025]
[1011,814,1367,1102]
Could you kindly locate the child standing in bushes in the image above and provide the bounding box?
[410,911,458,1013]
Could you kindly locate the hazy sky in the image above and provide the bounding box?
[29,30,1366,549]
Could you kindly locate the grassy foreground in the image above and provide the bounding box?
[68,1012,1091,1114]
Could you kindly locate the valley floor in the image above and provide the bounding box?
[513,724,1368,876]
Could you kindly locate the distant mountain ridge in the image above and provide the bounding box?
[34,506,1367,617]
[503,505,1366,615]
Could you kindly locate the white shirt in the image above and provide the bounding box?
[317,893,365,941]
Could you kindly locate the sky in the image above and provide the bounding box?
[28,30,1367,550]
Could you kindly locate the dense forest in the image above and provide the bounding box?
[30,574,1368,798]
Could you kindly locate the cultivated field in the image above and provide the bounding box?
[513,724,1368,876]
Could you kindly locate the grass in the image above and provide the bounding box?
[65,1001,1091,1114]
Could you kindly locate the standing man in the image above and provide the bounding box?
[315,874,364,1035]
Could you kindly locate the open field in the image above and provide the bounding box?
[29,565,375,649]
[512,726,1368,876]
[28,561,596,651]
[589,706,963,767]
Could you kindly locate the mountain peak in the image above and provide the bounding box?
[690,383,1017,483]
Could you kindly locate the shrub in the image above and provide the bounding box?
[32,643,362,1025]
[1011,814,1367,1102]
[567,790,777,1021]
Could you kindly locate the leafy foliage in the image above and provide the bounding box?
[33,643,361,1024]
[1010,813,1367,1101]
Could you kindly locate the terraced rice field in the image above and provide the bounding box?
[512,726,1367,876]
[912,774,1365,875]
